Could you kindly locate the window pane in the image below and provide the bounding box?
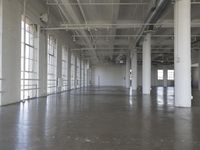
[167,70,174,80]
[157,69,164,80]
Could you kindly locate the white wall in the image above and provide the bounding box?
[137,64,174,87]
[92,64,126,87]
[92,64,175,88]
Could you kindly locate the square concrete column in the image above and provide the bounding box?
[142,33,151,94]
[83,61,85,87]
[198,50,200,91]
[80,57,82,87]
[131,49,138,90]
[174,0,192,107]
[126,56,130,88]
[74,56,77,88]
[67,49,71,90]
[163,67,168,87]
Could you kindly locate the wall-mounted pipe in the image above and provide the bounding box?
[135,0,171,47]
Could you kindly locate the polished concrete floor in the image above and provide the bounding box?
[0,87,200,150]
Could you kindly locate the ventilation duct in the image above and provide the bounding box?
[135,0,171,47]
[148,0,158,11]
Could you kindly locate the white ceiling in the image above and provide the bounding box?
[45,0,200,65]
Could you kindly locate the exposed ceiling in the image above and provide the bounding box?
[44,0,200,65]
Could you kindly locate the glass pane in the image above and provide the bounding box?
[157,69,164,80]
[168,70,174,80]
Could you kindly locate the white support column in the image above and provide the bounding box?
[174,0,191,107]
[142,33,151,94]
[38,31,48,97]
[67,49,71,90]
[88,62,92,86]
[56,41,62,93]
[83,61,85,87]
[163,66,168,87]
[86,61,89,86]
[74,56,77,88]
[79,56,82,88]
[131,49,137,90]
[198,50,200,91]
[126,56,130,88]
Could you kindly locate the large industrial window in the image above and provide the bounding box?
[62,46,68,91]
[47,35,57,94]
[71,54,75,89]
[167,70,174,80]
[157,69,164,80]
[21,17,39,100]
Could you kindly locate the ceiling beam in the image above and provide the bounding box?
[73,34,200,38]
[46,2,149,6]
[42,22,200,30]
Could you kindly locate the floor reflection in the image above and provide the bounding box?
[156,87,174,107]
[0,86,199,150]
[167,87,174,106]
[16,101,30,150]
[156,87,165,106]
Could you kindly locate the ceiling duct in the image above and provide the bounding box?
[135,0,171,47]
[148,0,158,11]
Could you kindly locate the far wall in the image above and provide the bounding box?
[92,64,126,87]
[92,64,174,87]
[137,65,174,87]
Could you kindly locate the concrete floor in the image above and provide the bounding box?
[0,87,200,150]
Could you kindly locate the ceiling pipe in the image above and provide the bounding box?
[46,2,148,6]
[55,0,99,61]
[76,0,96,49]
[135,0,171,47]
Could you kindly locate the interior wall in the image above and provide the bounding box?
[92,64,126,87]
[154,65,174,87]
[92,64,175,88]
[137,65,174,87]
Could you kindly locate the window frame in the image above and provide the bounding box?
[47,34,57,94]
[21,16,39,100]
[167,69,174,81]
[157,69,164,80]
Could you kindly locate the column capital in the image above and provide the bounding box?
[143,32,151,42]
